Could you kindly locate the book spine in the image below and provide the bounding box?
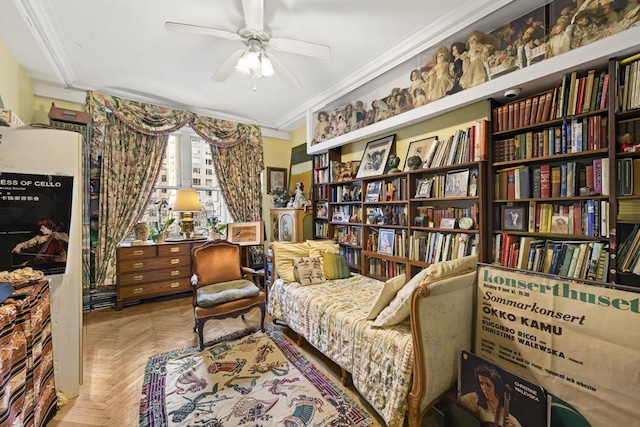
[540,164,551,198]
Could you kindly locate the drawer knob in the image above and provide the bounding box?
[133,288,144,294]
[133,262,144,269]
[170,282,180,288]
[133,250,144,256]
[133,275,144,281]
[170,258,180,264]
[170,247,180,253]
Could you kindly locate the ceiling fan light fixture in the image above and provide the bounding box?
[260,52,274,77]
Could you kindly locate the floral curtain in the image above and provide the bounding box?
[86,91,264,290]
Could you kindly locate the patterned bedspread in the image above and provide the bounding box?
[268,274,414,427]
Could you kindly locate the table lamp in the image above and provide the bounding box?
[173,189,202,239]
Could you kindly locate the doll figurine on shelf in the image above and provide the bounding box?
[460,30,495,89]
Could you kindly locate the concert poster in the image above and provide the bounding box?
[0,172,74,275]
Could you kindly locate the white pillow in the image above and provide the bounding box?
[366,274,406,320]
[372,255,478,327]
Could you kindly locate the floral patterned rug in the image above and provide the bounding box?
[140,326,373,426]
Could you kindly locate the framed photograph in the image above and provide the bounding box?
[414,178,433,198]
[403,136,437,171]
[226,221,264,246]
[377,229,395,256]
[356,134,396,178]
[365,181,382,202]
[331,211,345,223]
[316,201,328,219]
[440,218,457,229]
[267,167,287,193]
[445,169,470,198]
[501,206,527,231]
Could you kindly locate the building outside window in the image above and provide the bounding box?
[139,127,229,237]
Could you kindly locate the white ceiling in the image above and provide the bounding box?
[0,0,538,135]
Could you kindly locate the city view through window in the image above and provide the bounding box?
[139,127,230,237]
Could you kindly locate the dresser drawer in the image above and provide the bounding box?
[158,243,193,257]
[118,265,191,286]
[117,254,190,273]
[118,245,156,260]
[118,278,191,299]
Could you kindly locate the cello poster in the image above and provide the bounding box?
[0,172,74,275]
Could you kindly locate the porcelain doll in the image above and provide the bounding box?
[428,46,455,101]
[460,31,494,89]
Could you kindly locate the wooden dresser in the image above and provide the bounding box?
[116,241,200,310]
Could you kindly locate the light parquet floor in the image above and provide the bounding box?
[48,295,443,427]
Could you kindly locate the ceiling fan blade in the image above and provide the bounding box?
[269,37,331,60]
[212,49,245,81]
[267,52,302,88]
[242,0,264,32]
[165,22,241,41]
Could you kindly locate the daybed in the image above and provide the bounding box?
[267,240,478,427]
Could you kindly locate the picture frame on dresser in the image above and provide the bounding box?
[356,134,396,178]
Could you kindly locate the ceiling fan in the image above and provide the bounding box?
[165,0,331,88]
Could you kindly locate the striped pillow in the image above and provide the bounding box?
[322,252,351,280]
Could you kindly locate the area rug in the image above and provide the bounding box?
[140,326,373,426]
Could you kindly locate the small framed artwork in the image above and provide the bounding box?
[445,169,470,198]
[226,221,264,246]
[267,167,287,193]
[356,134,396,178]
[377,229,395,256]
[365,181,382,202]
[332,211,345,223]
[316,202,328,219]
[415,178,433,198]
[403,136,437,171]
[501,206,527,231]
[440,218,457,229]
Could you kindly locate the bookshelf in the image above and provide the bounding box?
[612,52,640,287]
[489,64,614,284]
[310,122,488,281]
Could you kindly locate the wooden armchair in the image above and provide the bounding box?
[191,240,266,349]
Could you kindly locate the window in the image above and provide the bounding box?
[139,128,229,235]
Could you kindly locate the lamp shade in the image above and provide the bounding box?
[173,189,202,212]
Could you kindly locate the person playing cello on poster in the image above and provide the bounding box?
[12,218,69,265]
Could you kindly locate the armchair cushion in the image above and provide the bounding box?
[196,279,260,307]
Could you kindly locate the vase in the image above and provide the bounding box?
[134,222,150,241]
[209,230,221,240]
[156,231,168,243]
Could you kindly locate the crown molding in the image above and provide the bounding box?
[274,0,514,132]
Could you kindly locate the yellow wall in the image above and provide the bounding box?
[0,43,34,122]
[262,134,295,241]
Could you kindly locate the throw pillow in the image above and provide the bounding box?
[322,252,351,280]
[293,257,326,285]
[273,242,311,283]
[372,254,478,327]
[366,273,406,320]
[307,239,340,261]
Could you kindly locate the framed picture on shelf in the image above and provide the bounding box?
[267,167,287,194]
[332,211,345,223]
[365,181,382,202]
[356,134,396,178]
[316,202,328,219]
[226,221,264,246]
[415,178,433,198]
[468,166,479,197]
[445,169,470,198]
[501,206,527,231]
[440,218,457,229]
[377,228,395,256]
[403,136,438,171]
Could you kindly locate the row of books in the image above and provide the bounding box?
[491,69,609,133]
[523,199,609,238]
[618,199,640,222]
[619,53,640,113]
[496,159,609,200]
[421,123,486,169]
[364,205,408,226]
[339,246,361,267]
[314,222,328,238]
[334,224,362,246]
[313,153,331,169]
[616,157,640,196]
[330,184,362,203]
[414,166,478,199]
[313,184,329,200]
[494,235,609,283]
[366,258,406,278]
[331,204,363,223]
[364,177,408,202]
[493,115,607,162]
[617,224,640,275]
[409,231,478,264]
